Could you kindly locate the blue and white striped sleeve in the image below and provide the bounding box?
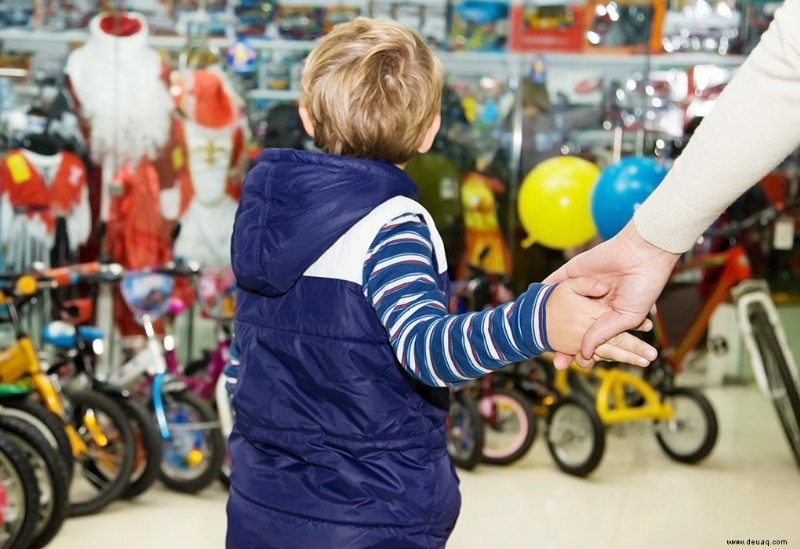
[362,213,556,387]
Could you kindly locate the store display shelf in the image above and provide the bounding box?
[248,89,301,101]
[0,28,746,73]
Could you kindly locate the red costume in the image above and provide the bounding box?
[64,11,179,268]
[0,150,90,270]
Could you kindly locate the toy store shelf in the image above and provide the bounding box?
[522,51,746,70]
[0,29,746,73]
[248,89,301,101]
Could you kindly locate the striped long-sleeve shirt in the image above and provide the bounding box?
[362,213,555,387]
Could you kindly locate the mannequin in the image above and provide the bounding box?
[64,11,179,268]
[64,11,184,338]
[171,67,247,267]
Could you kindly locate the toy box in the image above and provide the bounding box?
[448,0,509,52]
[509,0,584,52]
[583,0,665,54]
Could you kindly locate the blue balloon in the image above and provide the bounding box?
[591,157,667,240]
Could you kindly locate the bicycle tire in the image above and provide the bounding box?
[655,386,718,464]
[156,389,225,494]
[546,396,606,478]
[446,390,484,471]
[115,398,163,500]
[0,417,69,549]
[64,389,136,517]
[750,309,800,467]
[0,432,40,549]
[0,398,74,485]
[480,388,537,466]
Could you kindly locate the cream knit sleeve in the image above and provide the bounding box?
[633,0,800,253]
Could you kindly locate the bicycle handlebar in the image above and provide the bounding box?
[0,262,124,298]
[153,260,202,278]
[704,198,800,239]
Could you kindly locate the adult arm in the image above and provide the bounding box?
[547,0,800,367]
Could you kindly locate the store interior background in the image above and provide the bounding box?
[1,0,799,547]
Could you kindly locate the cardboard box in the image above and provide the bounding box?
[510,1,584,52]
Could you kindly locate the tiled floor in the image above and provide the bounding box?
[52,383,800,549]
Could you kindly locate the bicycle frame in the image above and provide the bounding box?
[0,302,91,456]
[654,245,752,372]
[732,280,800,399]
[165,326,230,401]
[553,366,674,424]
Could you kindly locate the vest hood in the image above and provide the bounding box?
[232,149,418,297]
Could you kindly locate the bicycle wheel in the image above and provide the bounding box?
[0,398,74,485]
[0,417,69,549]
[654,386,718,464]
[64,390,136,517]
[480,388,537,466]
[116,398,162,500]
[157,389,224,494]
[546,396,606,478]
[446,390,484,471]
[750,309,800,466]
[0,432,39,549]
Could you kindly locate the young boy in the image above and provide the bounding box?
[227,17,655,548]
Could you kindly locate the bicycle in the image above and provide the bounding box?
[0,431,40,549]
[105,267,225,494]
[494,360,607,477]
[552,358,718,464]
[446,387,484,471]
[41,278,164,501]
[0,415,68,549]
[153,264,237,486]
[0,266,137,516]
[450,255,537,467]
[660,199,800,466]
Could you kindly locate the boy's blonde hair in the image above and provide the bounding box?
[300,17,444,165]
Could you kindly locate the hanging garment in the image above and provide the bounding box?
[0,149,90,271]
[173,120,241,267]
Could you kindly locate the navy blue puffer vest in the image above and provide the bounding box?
[227,150,460,548]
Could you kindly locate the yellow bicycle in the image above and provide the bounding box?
[0,265,136,516]
[550,358,718,464]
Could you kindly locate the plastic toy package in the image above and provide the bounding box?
[1,0,35,29]
[510,0,585,52]
[30,0,97,30]
[684,63,735,121]
[448,0,510,52]
[661,0,741,54]
[234,0,275,36]
[175,0,233,37]
[584,0,665,54]
[369,0,447,48]
[273,2,323,40]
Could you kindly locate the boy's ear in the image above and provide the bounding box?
[298,102,316,139]
[417,114,441,154]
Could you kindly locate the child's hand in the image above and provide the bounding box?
[545,278,657,368]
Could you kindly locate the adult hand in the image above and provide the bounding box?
[543,221,681,369]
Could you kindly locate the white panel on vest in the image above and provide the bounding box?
[304,196,448,284]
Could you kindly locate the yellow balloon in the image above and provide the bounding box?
[518,156,599,250]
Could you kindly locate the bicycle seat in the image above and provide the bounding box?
[42,321,104,350]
